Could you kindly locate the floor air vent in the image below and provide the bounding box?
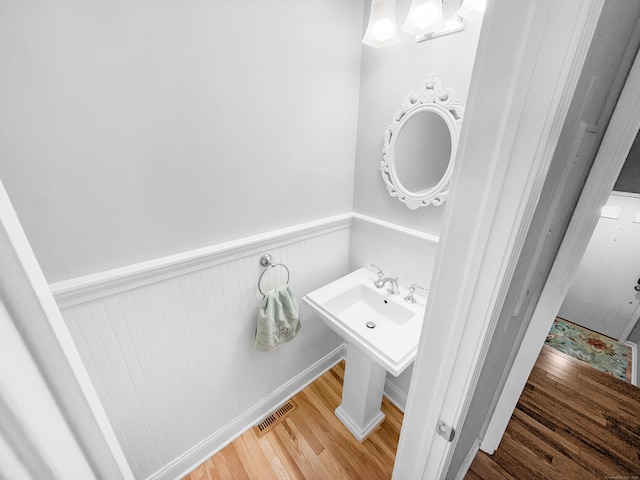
[253,400,297,437]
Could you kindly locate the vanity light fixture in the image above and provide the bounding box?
[362,0,400,48]
[402,0,446,37]
[363,0,486,47]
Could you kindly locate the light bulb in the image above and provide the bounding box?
[402,0,445,37]
[372,18,395,41]
[362,0,400,48]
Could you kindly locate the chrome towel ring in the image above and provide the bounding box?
[258,253,290,296]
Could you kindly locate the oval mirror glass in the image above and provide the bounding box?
[380,75,464,209]
[394,110,452,193]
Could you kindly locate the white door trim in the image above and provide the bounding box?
[481,27,640,453]
[0,181,134,479]
[392,0,604,478]
[0,296,96,479]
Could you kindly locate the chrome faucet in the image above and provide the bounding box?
[404,284,428,304]
[370,264,400,295]
[378,276,400,295]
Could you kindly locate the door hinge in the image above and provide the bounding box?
[437,419,455,442]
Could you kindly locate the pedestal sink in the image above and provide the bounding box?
[303,267,427,441]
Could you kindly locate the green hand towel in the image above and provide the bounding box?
[255,285,301,351]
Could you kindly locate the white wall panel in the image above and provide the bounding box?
[59,223,349,479]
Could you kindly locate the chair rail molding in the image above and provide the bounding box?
[51,212,440,309]
[351,212,440,247]
[50,213,353,308]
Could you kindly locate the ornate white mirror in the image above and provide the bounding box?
[380,74,464,209]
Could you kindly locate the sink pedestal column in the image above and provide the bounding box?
[335,344,386,442]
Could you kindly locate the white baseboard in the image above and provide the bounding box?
[334,406,385,443]
[147,345,346,480]
[384,378,407,413]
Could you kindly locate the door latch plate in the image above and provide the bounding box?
[437,419,455,442]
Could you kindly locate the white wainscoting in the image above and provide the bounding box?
[50,213,440,479]
[51,216,351,480]
[350,213,439,288]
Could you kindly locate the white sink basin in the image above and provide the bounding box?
[304,267,427,376]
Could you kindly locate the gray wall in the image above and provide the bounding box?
[0,0,363,282]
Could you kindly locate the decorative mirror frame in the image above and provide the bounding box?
[380,74,464,209]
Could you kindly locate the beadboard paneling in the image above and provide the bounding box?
[350,213,439,286]
[60,224,350,480]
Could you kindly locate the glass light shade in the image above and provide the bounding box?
[362,0,400,48]
[458,0,486,22]
[402,0,445,37]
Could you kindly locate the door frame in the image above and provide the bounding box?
[0,181,134,479]
[392,0,605,478]
[481,20,640,453]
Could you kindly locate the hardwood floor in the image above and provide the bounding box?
[184,345,640,480]
[467,345,640,479]
[183,361,402,480]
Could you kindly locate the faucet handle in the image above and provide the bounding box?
[405,284,428,304]
[370,264,384,279]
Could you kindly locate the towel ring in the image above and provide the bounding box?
[258,253,290,296]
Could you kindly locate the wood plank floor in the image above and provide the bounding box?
[184,345,639,480]
[467,345,640,479]
[183,361,403,480]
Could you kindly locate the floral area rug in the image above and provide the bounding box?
[545,317,633,383]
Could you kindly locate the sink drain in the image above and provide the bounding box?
[365,321,376,329]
